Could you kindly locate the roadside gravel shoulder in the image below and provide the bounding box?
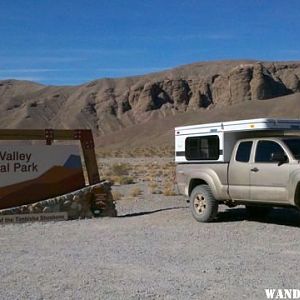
[1,195,300,300]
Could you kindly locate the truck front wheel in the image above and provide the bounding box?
[190,185,218,222]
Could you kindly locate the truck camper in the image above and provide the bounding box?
[175,118,300,222]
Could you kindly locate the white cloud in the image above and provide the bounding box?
[278,50,300,55]
[0,69,61,73]
[48,48,144,55]
[0,55,86,64]
[0,76,43,81]
[159,33,234,41]
[96,67,169,73]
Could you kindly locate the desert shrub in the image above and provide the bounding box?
[163,182,176,196]
[108,175,133,185]
[148,182,158,189]
[102,169,113,177]
[112,191,124,201]
[130,187,142,197]
[96,145,174,158]
[155,170,163,177]
[119,176,134,185]
[163,188,176,196]
[150,188,162,194]
[111,163,130,176]
[148,182,162,194]
[105,176,115,185]
[143,175,153,182]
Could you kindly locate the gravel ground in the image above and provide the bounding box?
[1,194,300,300]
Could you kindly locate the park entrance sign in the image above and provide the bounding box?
[0,129,100,210]
[0,145,85,209]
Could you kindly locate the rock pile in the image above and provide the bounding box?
[0,181,117,219]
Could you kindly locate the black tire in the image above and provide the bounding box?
[245,205,272,219]
[190,185,218,222]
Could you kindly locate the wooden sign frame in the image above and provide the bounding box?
[0,129,100,185]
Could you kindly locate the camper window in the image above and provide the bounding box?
[185,135,219,160]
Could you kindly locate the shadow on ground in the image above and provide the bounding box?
[118,206,188,218]
[117,204,300,227]
[217,207,300,227]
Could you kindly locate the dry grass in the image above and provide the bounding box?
[112,191,124,201]
[129,187,142,197]
[110,175,134,185]
[150,188,162,194]
[148,182,162,194]
[98,157,176,193]
[148,182,158,189]
[99,163,134,185]
[96,146,173,158]
[163,182,176,196]
[111,163,131,176]
[119,176,134,185]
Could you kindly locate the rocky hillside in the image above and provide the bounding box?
[1,60,300,142]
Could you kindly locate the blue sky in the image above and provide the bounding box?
[0,0,299,85]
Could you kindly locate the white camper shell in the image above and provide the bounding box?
[175,118,300,163]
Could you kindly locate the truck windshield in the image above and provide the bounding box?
[283,138,300,159]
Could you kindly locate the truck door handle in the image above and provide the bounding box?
[251,167,259,172]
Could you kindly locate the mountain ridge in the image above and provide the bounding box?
[1,60,300,147]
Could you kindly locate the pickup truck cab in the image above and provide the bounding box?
[175,119,300,222]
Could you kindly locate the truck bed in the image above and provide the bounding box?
[176,162,229,200]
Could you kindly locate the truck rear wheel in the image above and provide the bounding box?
[190,185,218,222]
[245,205,272,219]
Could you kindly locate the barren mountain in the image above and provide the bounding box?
[1,60,300,147]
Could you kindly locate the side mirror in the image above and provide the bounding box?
[271,152,288,164]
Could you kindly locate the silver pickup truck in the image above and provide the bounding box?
[175,119,300,222]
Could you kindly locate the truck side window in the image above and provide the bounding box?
[255,141,285,163]
[185,135,219,160]
[236,141,253,162]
